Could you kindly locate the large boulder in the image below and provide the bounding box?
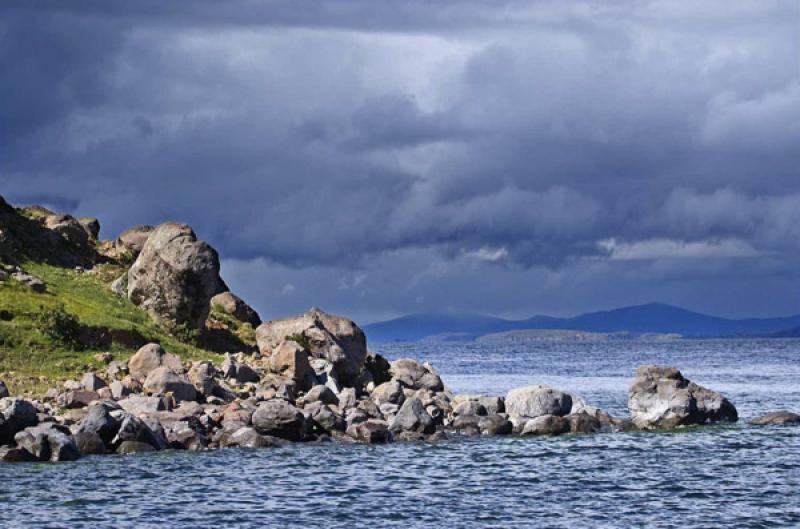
[268,341,314,389]
[505,386,573,428]
[256,308,367,386]
[389,397,435,435]
[0,398,39,444]
[628,365,738,429]
[749,411,800,426]
[127,222,224,330]
[143,367,197,403]
[128,343,183,381]
[14,423,81,462]
[346,419,391,444]
[210,291,261,326]
[390,359,444,392]
[252,400,307,441]
[75,403,121,446]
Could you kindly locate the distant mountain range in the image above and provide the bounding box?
[363,303,800,342]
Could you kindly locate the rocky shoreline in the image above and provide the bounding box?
[1,307,798,462]
[1,197,798,462]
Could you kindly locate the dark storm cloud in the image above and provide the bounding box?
[1,0,799,318]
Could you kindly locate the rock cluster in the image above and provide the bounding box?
[2,305,792,464]
[627,365,738,428]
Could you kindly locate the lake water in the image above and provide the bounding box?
[1,339,798,528]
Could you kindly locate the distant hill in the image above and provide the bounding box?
[364,303,800,343]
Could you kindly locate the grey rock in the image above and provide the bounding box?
[628,365,738,429]
[128,343,183,381]
[210,291,261,326]
[478,414,513,435]
[566,412,605,434]
[305,401,345,433]
[64,390,99,409]
[115,224,154,258]
[256,308,367,386]
[109,380,131,400]
[73,430,106,455]
[117,440,156,454]
[478,396,505,415]
[0,398,39,443]
[0,446,37,462]
[128,222,224,329]
[521,414,571,436]
[143,366,197,403]
[15,423,81,461]
[346,419,392,444]
[338,387,357,410]
[12,272,46,293]
[390,358,444,392]
[112,415,165,451]
[118,395,166,416]
[222,427,286,448]
[452,399,487,417]
[505,385,573,428]
[252,400,307,441]
[78,217,100,240]
[389,397,435,434]
[81,372,107,391]
[304,385,339,406]
[267,341,314,389]
[749,410,800,426]
[372,380,405,407]
[75,403,121,446]
[187,361,216,396]
[110,275,127,297]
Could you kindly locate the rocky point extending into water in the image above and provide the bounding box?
[0,195,796,462]
[1,304,789,462]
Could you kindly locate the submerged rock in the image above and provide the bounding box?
[521,415,571,436]
[628,365,738,429]
[749,411,800,426]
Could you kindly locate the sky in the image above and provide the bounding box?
[2,1,800,323]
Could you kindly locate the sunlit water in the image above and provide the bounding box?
[1,339,798,528]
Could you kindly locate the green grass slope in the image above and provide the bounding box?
[0,262,225,395]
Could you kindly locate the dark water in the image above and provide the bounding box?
[1,339,799,528]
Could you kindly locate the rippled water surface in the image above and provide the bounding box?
[1,339,799,528]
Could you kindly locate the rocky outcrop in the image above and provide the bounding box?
[628,365,738,429]
[115,225,154,259]
[749,411,800,426]
[505,385,573,429]
[128,223,224,330]
[210,291,261,326]
[256,308,367,386]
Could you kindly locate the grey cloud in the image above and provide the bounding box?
[2,1,799,317]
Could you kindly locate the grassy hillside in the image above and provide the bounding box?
[0,262,227,395]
